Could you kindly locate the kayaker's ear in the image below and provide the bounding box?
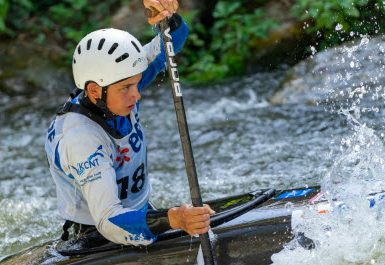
[86,82,102,100]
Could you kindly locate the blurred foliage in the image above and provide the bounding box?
[292,0,385,49]
[2,0,385,83]
[0,0,277,83]
[0,0,125,61]
[181,1,278,83]
[0,0,9,33]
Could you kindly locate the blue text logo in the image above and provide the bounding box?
[71,145,104,176]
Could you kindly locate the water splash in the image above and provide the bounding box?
[271,33,385,264]
[271,125,385,265]
[335,24,343,31]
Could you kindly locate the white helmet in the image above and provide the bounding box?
[72,28,148,89]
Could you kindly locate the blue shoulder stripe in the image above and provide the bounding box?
[138,18,189,91]
[54,142,63,172]
[108,204,156,242]
[55,141,75,180]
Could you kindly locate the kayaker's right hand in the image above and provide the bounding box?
[143,0,179,25]
[167,204,215,235]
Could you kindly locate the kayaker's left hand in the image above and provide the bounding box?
[167,204,215,235]
[143,0,179,25]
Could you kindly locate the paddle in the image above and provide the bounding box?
[148,10,216,265]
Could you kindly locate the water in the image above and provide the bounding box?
[0,70,337,260]
[271,125,385,265]
[271,36,385,265]
[1,35,385,263]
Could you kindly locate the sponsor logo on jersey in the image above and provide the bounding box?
[70,145,104,176]
[79,172,102,186]
[128,114,144,153]
[116,145,131,169]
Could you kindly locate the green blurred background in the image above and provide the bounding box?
[1,0,385,84]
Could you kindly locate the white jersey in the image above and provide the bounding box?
[45,16,189,246]
[45,105,153,245]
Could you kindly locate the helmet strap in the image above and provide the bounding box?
[101,85,108,103]
[95,85,116,119]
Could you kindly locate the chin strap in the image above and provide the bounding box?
[95,86,116,119]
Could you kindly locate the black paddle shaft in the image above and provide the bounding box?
[158,19,216,265]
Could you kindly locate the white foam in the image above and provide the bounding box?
[271,125,385,265]
[187,89,268,125]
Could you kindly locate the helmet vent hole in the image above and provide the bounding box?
[98,38,105,50]
[108,43,119,55]
[73,58,76,64]
[116,53,129,63]
[131,41,140,53]
[77,45,81,54]
[87,39,92,50]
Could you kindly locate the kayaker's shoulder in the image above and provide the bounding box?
[59,113,110,141]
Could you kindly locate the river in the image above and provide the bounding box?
[1,35,385,264]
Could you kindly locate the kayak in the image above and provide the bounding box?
[2,186,327,265]
[1,186,324,265]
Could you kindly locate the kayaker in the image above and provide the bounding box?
[44,0,214,247]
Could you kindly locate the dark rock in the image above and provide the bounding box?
[250,0,310,71]
[0,39,72,97]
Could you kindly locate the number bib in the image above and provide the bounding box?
[112,108,150,208]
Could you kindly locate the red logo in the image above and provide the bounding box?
[116,146,130,168]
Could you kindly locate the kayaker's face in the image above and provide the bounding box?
[106,74,142,116]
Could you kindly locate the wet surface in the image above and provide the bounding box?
[2,35,385,264]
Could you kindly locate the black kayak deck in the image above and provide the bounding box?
[0,186,323,265]
[52,186,321,265]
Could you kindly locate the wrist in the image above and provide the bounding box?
[146,208,172,235]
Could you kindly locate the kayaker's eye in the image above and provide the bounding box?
[121,87,129,93]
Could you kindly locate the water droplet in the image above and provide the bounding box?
[360,37,370,46]
[310,46,317,55]
[335,23,343,31]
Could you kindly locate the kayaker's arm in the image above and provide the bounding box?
[137,0,188,93]
[138,13,189,92]
[61,128,213,245]
[138,0,189,91]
